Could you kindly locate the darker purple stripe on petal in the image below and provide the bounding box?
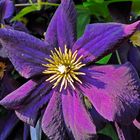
[62,89,97,140]
[72,21,140,64]
[15,83,52,126]
[0,28,49,78]
[79,63,140,124]
[42,90,68,140]
[0,80,38,109]
[45,0,76,50]
[15,93,52,127]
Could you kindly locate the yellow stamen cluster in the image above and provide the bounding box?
[130,31,140,47]
[0,62,6,79]
[42,45,85,91]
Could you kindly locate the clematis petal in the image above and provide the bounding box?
[133,111,140,129]
[0,0,14,21]
[3,0,14,20]
[42,90,68,140]
[79,62,140,124]
[128,46,140,73]
[0,79,52,126]
[0,28,49,78]
[0,111,19,140]
[62,89,97,140]
[89,107,107,131]
[45,0,76,50]
[133,119,140,130]
[23,124,30,140]
[72,21,140,64]
[0,80,38,109]
[15,82,52,126]
[115,122,140,140]
[117,41,130,63]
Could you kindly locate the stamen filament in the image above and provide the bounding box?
[42,46,85,91]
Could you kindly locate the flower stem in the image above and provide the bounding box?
[115,50,122,64]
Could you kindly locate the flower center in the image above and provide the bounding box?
[42,45,85,91]
[0,62,6,79]
[130,31,140,47]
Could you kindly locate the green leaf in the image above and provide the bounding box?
[87,0,104,3]
[98,124,119,140]
[132,0,140,16]
[83,1,110,19]
[97,53,112,64]
[77,6,91,38]
[11,5,40,21]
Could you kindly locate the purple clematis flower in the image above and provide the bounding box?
[0,0,28,57]
[108,1,140,74]
[0,58,30,140]
[108,2,140,140]
[0,0,140,139]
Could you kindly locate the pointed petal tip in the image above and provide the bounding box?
[124,20,140,35]
[0,98,7,107]
[15,111,36,127]
[133,119,140,129]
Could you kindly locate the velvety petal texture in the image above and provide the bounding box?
[72,21,140,64]
[15,82,52,126]
[62,89,97,140]
[0,80,38,109]
[0,28,49,78]
[45,0,77,50]
[0,0,14,22]
[0,79,52,126]
[42,90,68,140]
[79,62,140,123]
